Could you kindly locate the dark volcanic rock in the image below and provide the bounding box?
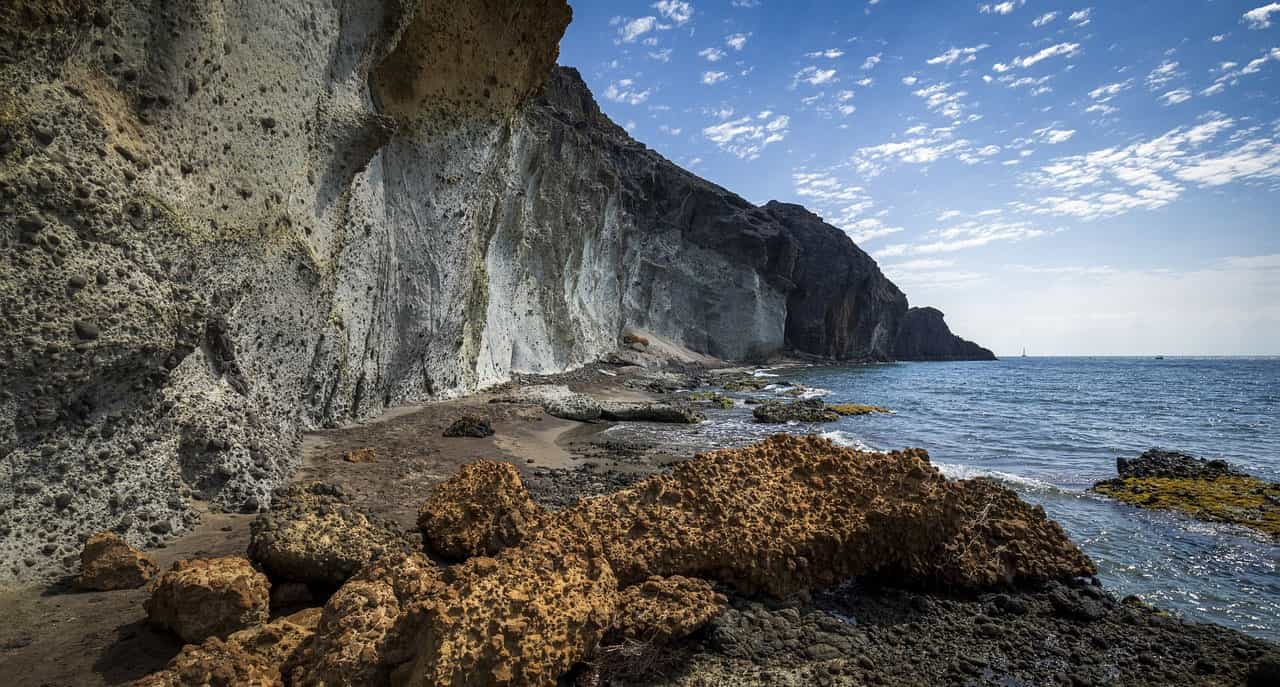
[752,399,839,424]
[443,415,495,438]
[1117,448,1245,480]
[892,306,996,361]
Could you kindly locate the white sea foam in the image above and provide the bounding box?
[933,462,1062,493]
[820,430,879,452]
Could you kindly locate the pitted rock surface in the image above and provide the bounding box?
[248,482,408,589]
[417,461,547,561]
[607,576,727,645]
[144,556,271,644]
[75,531,157,591]
[130,608,319,687]
[752,399,840,424]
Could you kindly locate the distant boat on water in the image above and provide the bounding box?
[1021,348,1028,358]
[1155,355,1165,360]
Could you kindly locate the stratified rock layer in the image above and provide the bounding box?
[75,531,157,591]
[144,556,271,644]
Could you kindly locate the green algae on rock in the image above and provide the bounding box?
[827,403,892,416]
[1093,475,1280,537]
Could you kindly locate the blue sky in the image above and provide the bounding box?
[559,0,1280,356]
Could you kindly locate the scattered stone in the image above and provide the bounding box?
[74,531,157,591]
[248,482,407,589]
[342,448,375,463]
[144,557,270,644]
[442,415,494,438]
[751,399,839,424]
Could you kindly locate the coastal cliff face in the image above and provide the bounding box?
[0,0,985,582]
[893,307,997,361]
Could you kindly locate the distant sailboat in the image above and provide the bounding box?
[1021,348,1028,358]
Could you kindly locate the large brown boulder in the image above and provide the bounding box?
[607,576,726,645]
[248,483,407,589]
[569,434,1094,594]
[75,532,157,591]
[130,608,319,687]
[417,461,546,561]
[144,557,271,643]
[290,552,446,686]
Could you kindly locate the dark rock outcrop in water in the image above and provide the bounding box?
[893,306,997,361]
[1117,448,1246,480]
[0,0,988,581]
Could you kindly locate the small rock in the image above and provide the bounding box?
[443,415,494,438]
[75,532,157,591]
[73,320,100,341]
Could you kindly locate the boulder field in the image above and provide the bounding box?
[118,434,1097,686]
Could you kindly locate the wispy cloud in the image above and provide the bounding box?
[1032,11,1058,27]
[927,44,991,66]
[794,66,839,87]
[604,79,651,105]
[992,42,1081,72]
[701,71,728,85]
[703,111,790,159]
[980,1,1025,15]
[1243,3,1280,29]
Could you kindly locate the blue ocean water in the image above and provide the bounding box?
[602,357,1280,640]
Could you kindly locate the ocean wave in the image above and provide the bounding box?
[820,430,879,452]
[933,462,1065,494]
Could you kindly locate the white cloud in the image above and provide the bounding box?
[699,47,725,61]
[652,0,693,25]
[1200,48,1280,95]
[1089,79,1133,102]
[862,53,883,70]
[1243,3,1280,29]
[794,66,839,86]
[1146,60,1182,90]
[807,48,845,59]
[658,124,683,136]
[702,71,729,85]
[730,0,760,6]
[1032,11,1058,27]
[913,82,971,120]
[1212,33,1228,42]
[927,44,991,66]
[648,48,673,62]
[604,79,651,105]
[1068,8,1092,26]
[617,16,658,43]
[1018,115,1280,220]
[792,171,903,242]
[1035,127,1076,144]
[1158,88,1193,105]
[992,42,1081,72]
[980,1,1024,15]
[703,112,790,159]
[852,125,999,176]
[902,75,919,85]
[726,33,750,50]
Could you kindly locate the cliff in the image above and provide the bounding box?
[893,307,997,361]
[0,0,986,583]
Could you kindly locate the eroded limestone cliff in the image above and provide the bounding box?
[0,0,989,582]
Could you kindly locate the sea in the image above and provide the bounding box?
[600,356,1280,640]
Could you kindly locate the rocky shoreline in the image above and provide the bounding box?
[1,359,1276,686]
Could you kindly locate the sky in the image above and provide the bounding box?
[558,0,1280,356]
